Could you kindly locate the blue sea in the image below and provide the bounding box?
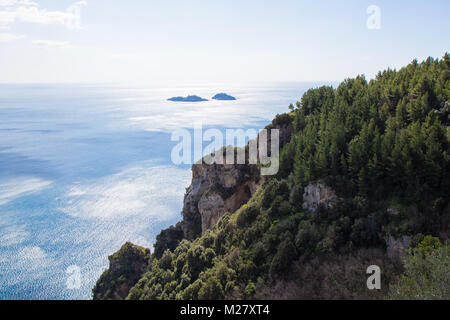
[0,82,329,300]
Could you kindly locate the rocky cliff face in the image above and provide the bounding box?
[183,160,261,238]
[198,180,261,234]
[386,235,411,259]
[302,182,338,212]
[92,242,151,300]
[182,114,294,239]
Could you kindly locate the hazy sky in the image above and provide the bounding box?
[0,0,448,84]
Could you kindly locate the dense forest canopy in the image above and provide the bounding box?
[93,54,449,300]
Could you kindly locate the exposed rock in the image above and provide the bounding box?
[92,242,151,300]
[182,114,294,239]
[183,159,261,238]
[386,235,411,259]
[183,115,293,239]
[198,180,259,233]
[198,192,226,234]
[302,182,338,212]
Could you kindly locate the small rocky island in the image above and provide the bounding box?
[212,93,236,100]
[168,95,208,102]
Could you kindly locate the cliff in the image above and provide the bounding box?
[182,113,294,239]
[93,55,450,300]
[182,157,261,239]
[92,242,151,300]
[302,181,338,212]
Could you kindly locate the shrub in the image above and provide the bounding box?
[251,242,266,265]
[198,277,224,300]
[262,180,290,209]
[181,279,203,300]
[154,222,184,259]
[245,281,257,298]
[236,205,260,227]
[295,221,322,255]
[158,250,173,270]
[202,248,216,267]
[289,183,304,208]
[388,237,449,300]
[186,245,206,279]
[269,239,297,278]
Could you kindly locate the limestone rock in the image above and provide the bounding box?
[302,182,338,212]
[386,235,411,259]
[182,114,294,239]
[198,192,227,234]
[183,159,261,238]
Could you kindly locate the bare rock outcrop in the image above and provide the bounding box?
[386,235,411,259]
[183,160,261,238]
[182,114,294,239]
[198,180,260,234]
[302,182,338,212]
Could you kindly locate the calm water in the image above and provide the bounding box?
[0,82,328,299]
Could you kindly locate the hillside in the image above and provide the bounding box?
[93,54,450,300]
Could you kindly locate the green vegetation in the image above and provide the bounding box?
[93,242,151,300]
[94,54,449,300]
[388,236,449,300]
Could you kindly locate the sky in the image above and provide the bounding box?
[0,0,448,84]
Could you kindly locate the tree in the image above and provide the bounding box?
[388,236,450,300]
[198,277,224,300]
[270,239,297,278]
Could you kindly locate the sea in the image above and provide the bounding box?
[0,82,332,299]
